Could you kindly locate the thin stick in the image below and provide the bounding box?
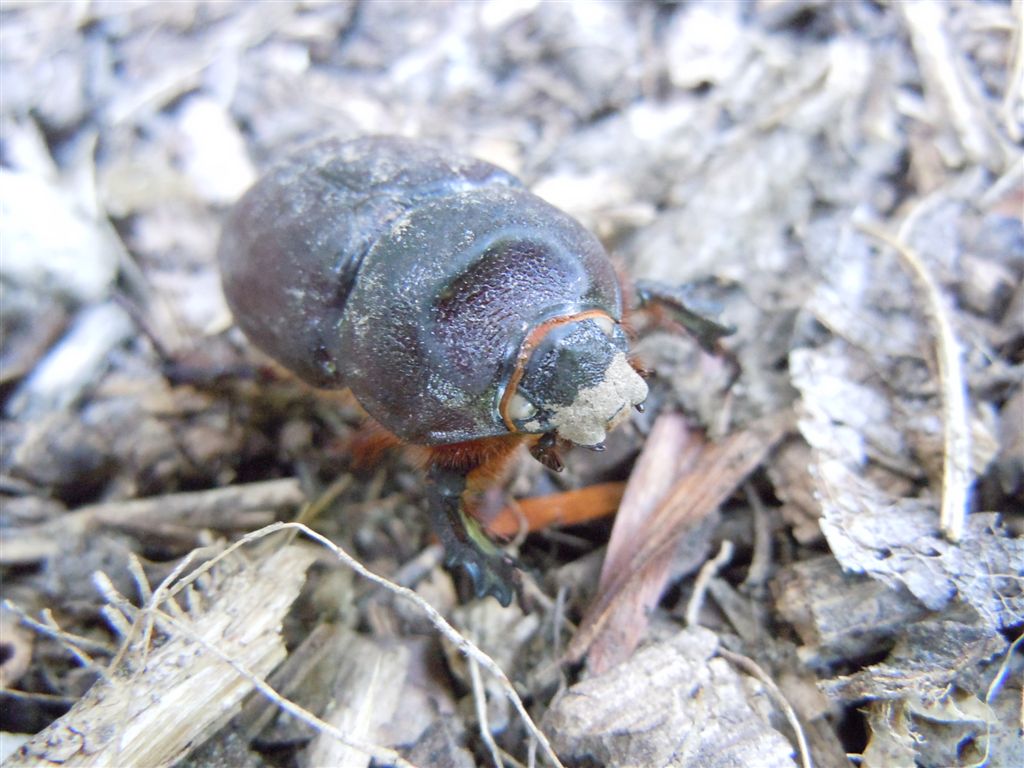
[718,648,814,768]
[469,658,504,768]
[236,522,567,768]
[3,601,113,672]
[1,479,303,564]
[685,541,734,627]
[856,218,972,542]
[741,482,772,590]
[150,607,417,768]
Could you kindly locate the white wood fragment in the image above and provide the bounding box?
[900,0,1008,170]
[0,171,117,302]
[5,545,316,768]
[7,302,134,419]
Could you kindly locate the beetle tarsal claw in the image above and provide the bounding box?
[427,465,522,606]
[549,353,648,447]
[445,547,521,607]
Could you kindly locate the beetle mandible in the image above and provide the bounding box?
[218,136,651,605]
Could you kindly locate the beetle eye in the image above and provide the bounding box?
[507,392,538,421]
[593,315,616,337]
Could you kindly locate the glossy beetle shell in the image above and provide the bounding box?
[218,136,628,444]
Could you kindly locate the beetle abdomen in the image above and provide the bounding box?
[218,137,521,388]
[218,136,628,445]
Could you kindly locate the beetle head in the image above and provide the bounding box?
[501,313,647,448]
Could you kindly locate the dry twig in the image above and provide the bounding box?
[0,479,304,565]
[685,540,734,627]
[717,648,814,768]
[469,658,504,768]
[855,217,972,542]
[900,0,1006,168]
[236,522,567,768]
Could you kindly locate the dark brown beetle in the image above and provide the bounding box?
[218,136,652,605]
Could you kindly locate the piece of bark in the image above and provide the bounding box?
[404,721,475,768]
[544,626,797,767]
[5,545,316,767]
[6,303,134,420]
[772,555,931,667]
[821,618,1007,704]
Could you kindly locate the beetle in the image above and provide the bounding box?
[218,136,726,605]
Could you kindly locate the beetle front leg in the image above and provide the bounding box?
[634,278,735,354]
[426,463,522,606]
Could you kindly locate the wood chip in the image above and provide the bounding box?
[545,627,797,767]
[5,545,316,767]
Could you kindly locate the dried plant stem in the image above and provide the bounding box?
[1003,0,1024,141]
[469,658,504,768]
[685,540,734,627]
[718,648,814,768]
[241,521,567,768]
[856,218,972,542]
[3,602,113,672]
[741,482,773,590]
[105,546,211,673]
[152,607,416,768]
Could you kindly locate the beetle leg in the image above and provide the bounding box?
[426,463,522,606]
[634,279,735,354]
